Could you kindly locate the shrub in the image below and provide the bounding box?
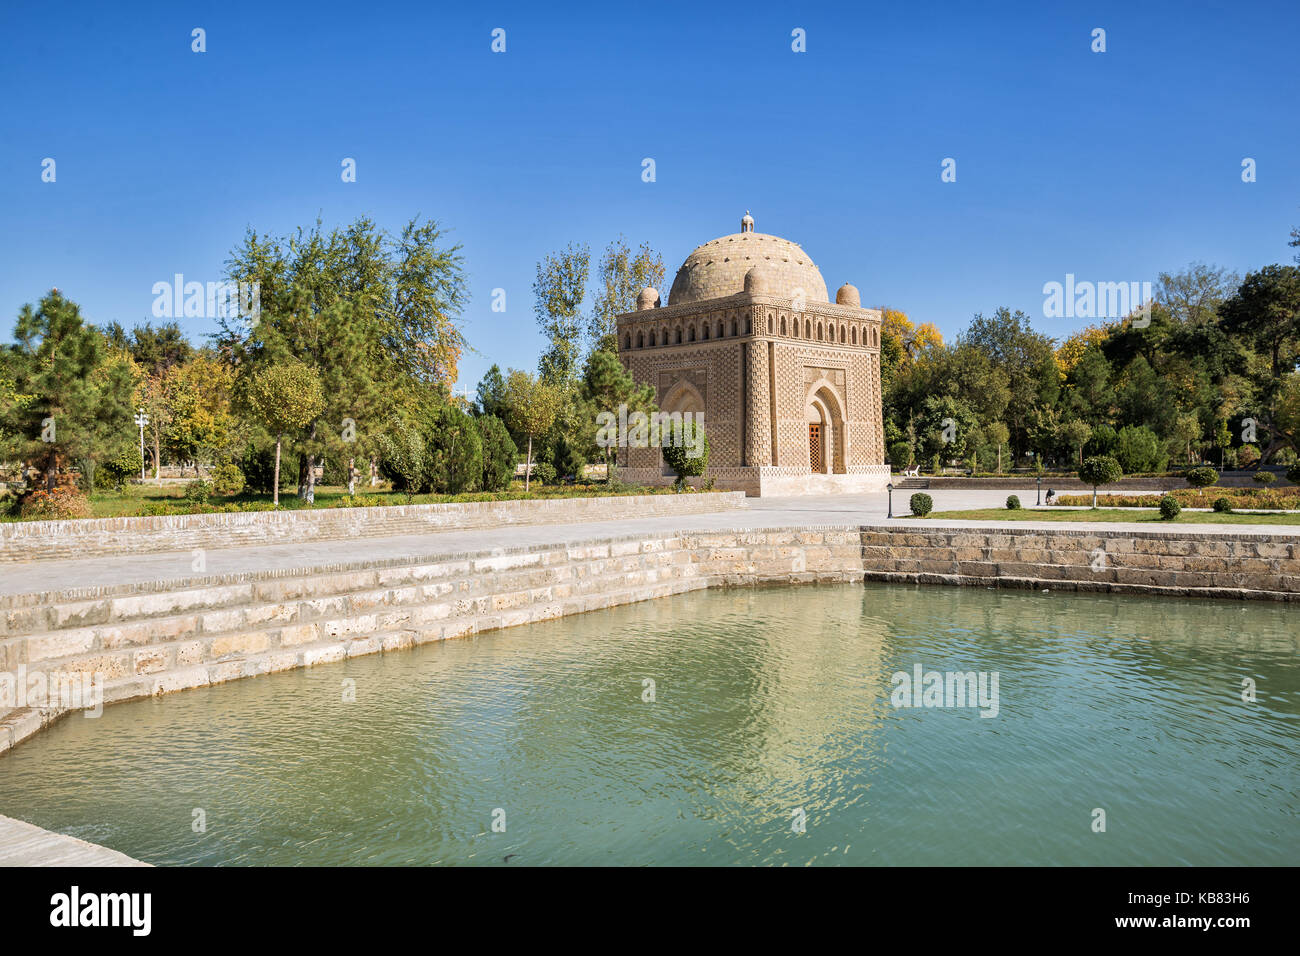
[239,442,281,494]
[661,420,710,491]
[909,492,933,517]
[1184,467,1219,494]
[888,441,913,469]
[930,453,941,475]
[1238,443,1260,468]
[211,462,246,497]
[18,485,93,520]
[532,461,557,486]
[1252,471,1276,485]
[1287,463,1300,484]
[1158,495,1181,520]
[1006,494,1021,510]
[1114,425,1163,474]
[426,403,483,494]
[476,415,517,492]
[376,416,427,492]
[184,479,214,503]
[552,435,587,483]
[1078,455,1123,507]
[1212,497,1233,513]
[100,445,143,489]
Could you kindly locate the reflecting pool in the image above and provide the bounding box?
[2,583,1296,865]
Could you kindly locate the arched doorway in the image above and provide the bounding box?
[804,381,846,474]
[659,379,705,477]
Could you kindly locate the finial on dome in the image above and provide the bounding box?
[741,210,754,233]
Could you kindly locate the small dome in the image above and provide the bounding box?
[743,265,772,294]
[636,287,660,310]
[835,283,861,307]
[741,210,755,233]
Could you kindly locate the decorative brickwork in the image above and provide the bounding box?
[616,216,887,495]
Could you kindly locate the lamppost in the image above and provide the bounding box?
[886,481,894,519]
[134,408,149,481]
[1036,474,1042,506]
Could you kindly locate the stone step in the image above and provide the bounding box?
[2,553,700,690]
[0,539,689,639]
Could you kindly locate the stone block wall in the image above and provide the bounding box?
[0,492,747,563]
[3,521,1296,757]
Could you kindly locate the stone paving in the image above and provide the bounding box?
[0,814,147,866]
[4,488,1295,598]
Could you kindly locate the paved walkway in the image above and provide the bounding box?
[5,488,1296,599]
[0,814,147,866]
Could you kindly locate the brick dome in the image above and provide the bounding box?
[668,220,828,306]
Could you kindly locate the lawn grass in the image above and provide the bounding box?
[927,507,1300,525]
[5,481,715,522]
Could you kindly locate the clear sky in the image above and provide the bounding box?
[2,0,1297,390]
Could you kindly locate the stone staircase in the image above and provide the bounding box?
[894,476,930,490]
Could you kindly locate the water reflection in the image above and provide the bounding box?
[0,583,1295,866]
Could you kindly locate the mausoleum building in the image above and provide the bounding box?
[615,213,889,496]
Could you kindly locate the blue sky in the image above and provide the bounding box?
[2,0,1297,390]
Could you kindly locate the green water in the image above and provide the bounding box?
[2,583,1296,866]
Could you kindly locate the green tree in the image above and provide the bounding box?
[246,362,325,506]
[984,421,1010,472]
[375,415,426,493]
[533,243,590,387]
[474,364,507,419]
[588,237,665,354]
[661,420,709,491]
[1156,263,1239,327]
[578,349,656,479]
[502,369,561,491]
[961,308,1059,461]
[1060,419,1092,466]
[164,352,237,474]
[476,414,517,491]
[1170,412,1202,465]
[1184,466,1219,496]
[9,290,136,490]
[1078,455,1123,508]
[1219,265,1300,461]
[426,403,482,494]
[223,215,468,502]
[1114,424,1164,474]
[1214,418,1232,469]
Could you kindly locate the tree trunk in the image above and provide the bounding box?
[348,456,357,496]
[152,432,161,480]
[525,436,533,492]
[369,455,379,486]
[1092,486,1098,508]
[273,437,282,508]
[302,453,317,504]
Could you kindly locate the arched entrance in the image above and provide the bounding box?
[659,379,705,477]
[804,381,846,474]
